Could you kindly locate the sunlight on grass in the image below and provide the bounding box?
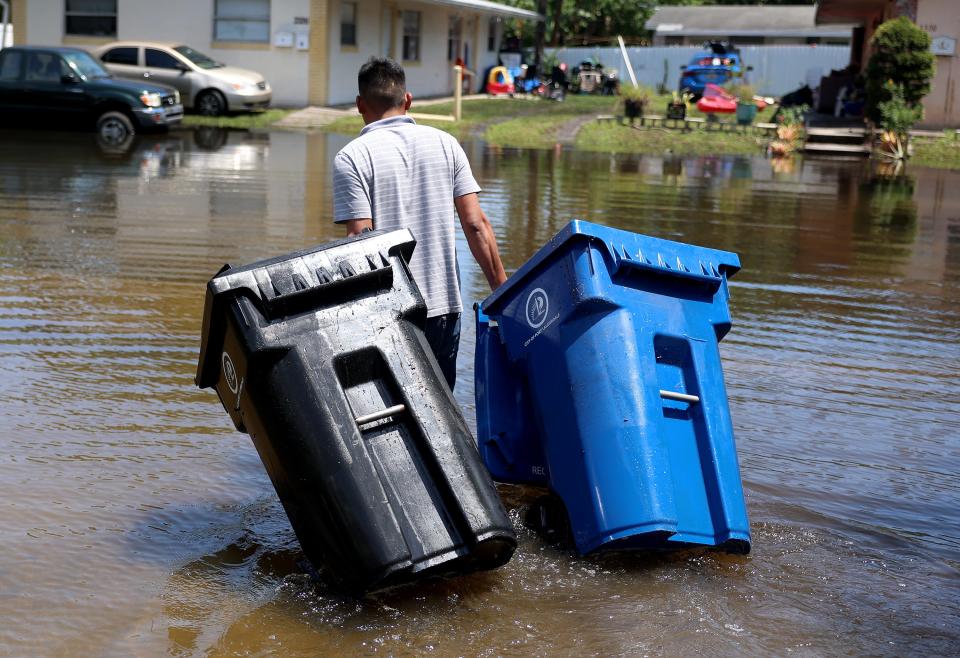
[912,132,960,170]
[182,109,292,129]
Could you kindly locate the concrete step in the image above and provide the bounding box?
[806,127,868,138]
[803,142,872,154]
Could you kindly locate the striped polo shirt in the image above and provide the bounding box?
[332,115,481,318]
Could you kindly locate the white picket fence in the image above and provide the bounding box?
[546,45,851,97]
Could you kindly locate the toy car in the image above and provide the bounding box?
[486,66,515,96]
[679,41,750,99]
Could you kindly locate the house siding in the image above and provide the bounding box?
[326,0,383,106]
[917,0,959,128]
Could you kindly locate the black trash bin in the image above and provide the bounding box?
[195,229,516,593]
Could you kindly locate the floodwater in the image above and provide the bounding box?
[1,127,958,656]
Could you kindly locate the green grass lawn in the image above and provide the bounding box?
[481,96,618,147]
[322,95,618,142]
[912,132,960,170]
[478,93,775,152]
[181,109,293,129]
[575,122,768,156]
[321,93,775,151]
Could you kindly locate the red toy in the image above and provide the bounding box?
[696,84,737,114]
[486,66,515,96]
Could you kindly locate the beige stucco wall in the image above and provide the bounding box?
[917,0,958,128]
[326,0,385,106]
[325,0,501,106]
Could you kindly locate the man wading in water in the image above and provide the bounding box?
[333,56,507,390]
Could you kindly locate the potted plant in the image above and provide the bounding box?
[730,83,757,125]
[768,104,808,157]
[666,90,689,120]
[620,85,649,123]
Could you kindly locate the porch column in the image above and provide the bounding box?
[308,0,330,105]
[472,14,481,74]
[11,0,25,45]
[387,2,397,59]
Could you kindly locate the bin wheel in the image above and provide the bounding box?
[96,110,134,145]
[196,89,227,116]
[523,494,572,546]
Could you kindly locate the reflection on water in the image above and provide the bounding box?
[0,129,958,656]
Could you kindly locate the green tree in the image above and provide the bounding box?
[865,17,935,124]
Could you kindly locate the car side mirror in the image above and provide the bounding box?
[61,73,79,84]
[176,63,190,73]
[746,65,754,72]
[680,65,687,71]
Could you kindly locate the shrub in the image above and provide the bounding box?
[878,82,923,136]
[865,17,935,123]
[777,105,808,128]
[727,83,755,104]
[876,82,924,160]
[620,84,651,102]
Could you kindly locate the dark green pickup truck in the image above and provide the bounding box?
[0,45,183,143]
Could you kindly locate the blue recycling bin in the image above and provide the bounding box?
[476,220,750,554]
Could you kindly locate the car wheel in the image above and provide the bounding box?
[196,90,227,116]
[96,111,134,145]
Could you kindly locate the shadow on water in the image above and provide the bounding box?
[155,513,516,656]
[0,127,228,163]
[857,168,918,230]
[148,477,713,654]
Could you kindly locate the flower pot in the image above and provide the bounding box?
[666,102,686,121]
[736,102,758,126]
[624,99,644,120]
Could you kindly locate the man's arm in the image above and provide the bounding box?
[333,151,373,235]
[345,218,373,236]
[455,193,507,291]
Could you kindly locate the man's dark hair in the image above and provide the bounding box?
[358,57,406,112]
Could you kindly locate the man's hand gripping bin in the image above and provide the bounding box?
[196,230,516,594]
[475,220,750,555]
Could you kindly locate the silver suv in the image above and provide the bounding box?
[93,41,271,116]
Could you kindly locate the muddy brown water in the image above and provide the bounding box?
[1,128,958,656]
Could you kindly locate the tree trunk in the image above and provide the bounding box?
[534,0,547,70]
[549,0,563,47]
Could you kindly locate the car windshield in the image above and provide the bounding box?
[173,46,223,70]
[63,51,110,79]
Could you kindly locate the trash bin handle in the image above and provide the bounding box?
[615,257,725,290]
[355,404,406,426]
[263,265,394,317]
[660,389,699,404]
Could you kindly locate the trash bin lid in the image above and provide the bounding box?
[482,220,740,315]
[195,229,416,388]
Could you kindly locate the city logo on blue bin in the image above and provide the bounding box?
[525,288,550,328]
